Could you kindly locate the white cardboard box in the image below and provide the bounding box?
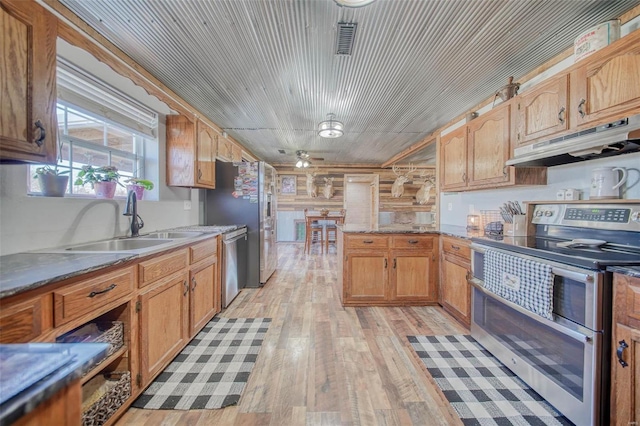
[574,20,620,63]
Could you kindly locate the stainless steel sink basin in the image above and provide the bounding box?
[65,238,173,252]
[142,231,203,239]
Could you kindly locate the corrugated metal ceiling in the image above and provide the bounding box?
[58,0,640,165]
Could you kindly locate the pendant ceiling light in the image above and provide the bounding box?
[318,113,344,138]
[334,0,376,7]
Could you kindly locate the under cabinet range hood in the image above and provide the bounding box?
[507,114,640,167]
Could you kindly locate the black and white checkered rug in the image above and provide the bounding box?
[133,317,271,410]
[408,335,573,426]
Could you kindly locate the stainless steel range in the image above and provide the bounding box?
[470,202,640,426]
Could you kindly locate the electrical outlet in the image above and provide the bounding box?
[448,203,453,211]
[183,200,192,211]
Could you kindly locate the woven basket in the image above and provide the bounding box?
[57,322,124,357]
[82,371,131,426]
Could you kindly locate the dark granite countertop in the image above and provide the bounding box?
[608,266,640,278]
[337,223,480,239]
[0,343,109,425]
[0,225,245,300]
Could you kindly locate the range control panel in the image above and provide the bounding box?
[532,203,640,231]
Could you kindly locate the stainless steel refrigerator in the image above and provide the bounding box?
[205,161,277,287]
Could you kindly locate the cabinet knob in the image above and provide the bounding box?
[34,120,46,147]
[558,106,566,124]
[578,99,586,118]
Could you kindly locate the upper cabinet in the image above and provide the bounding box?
[571,31,640,127]
[440,100,546,192]
[0,0,57,164]
[231,144,242,163]
[515,74,570,148]
[216,137,232,162]
[166,115,216,189]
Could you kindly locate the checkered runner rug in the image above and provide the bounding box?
[408,335,573,426]
[133,317,271,410]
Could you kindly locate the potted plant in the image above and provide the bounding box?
[124,178,154,200]
[74,165,123,199]
[33,165,70,197]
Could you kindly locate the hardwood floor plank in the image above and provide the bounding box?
[117,243,469,426]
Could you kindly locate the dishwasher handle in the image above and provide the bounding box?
[224,233,247,244]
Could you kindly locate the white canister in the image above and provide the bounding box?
[590,167,627,199]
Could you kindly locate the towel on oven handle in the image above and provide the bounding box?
[483,249,554,320]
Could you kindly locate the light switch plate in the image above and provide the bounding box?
[183,200,192,210]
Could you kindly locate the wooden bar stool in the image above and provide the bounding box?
[304,209,324,254]
[325,209,346,252]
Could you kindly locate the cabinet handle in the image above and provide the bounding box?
[451,245,460,251]
[617,340,629,368]
[578,99,586,118]
[183,280,189,296]
[384,258,387,268]
[393,258,397,269]
[88,283,116,298]
[34,120,46,147]
[408,240,419,244]
[198,169,203,179]
[362,240,374,244]
[191,276,198,291]
[558,106,566,124]
[502,166,508,177]
[462,172,467,183]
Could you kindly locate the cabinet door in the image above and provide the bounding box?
[217,137,232,162]
[441,253,471,327]
[189,261,217,337]
[467,102,511,187]
[390,250,437,303]
[0,0,57,164]
[612,323,639,426]
[231,144,242,162]
[196,121,216,188]
[516,74,569,147]
[345,252,387,303]
[572,34,640,127]
[139,272,189,386]
[439,126,468,191]
[0,294,52,343]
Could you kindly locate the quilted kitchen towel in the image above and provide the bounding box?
[483,249,554,320]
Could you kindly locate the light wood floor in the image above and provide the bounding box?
[117,242,466,425]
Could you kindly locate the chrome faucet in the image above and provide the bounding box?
[123,190,144,237]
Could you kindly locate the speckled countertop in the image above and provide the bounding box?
[608,266,640,278]
[0,343,109,425]
[0,225,245,299]
[337,224,477,240]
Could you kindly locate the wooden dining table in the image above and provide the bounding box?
[304,212,346,253]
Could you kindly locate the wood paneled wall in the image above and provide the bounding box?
[274,166,437,213]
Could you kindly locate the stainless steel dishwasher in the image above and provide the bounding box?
[221,226,248,308]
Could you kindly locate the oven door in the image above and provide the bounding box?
[471,285,601,425]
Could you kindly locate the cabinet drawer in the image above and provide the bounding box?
[441,236,471,260]
[346,235,388,249]
[139,249,188,288]
[190,238,217,265]
[0,295,52,343]
[54,267,134,326]
[391,235,434,250]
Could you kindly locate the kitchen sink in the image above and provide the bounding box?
[65,238,173,252]
[141,231,203,239]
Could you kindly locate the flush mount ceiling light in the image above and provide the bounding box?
[318,113,344,138]
[295,150,311,168]
[334,0,376,7]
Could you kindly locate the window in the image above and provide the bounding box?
[29,59,158,197]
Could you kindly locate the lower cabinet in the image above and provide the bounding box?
[189,260,217,337]
[340,232,438,306]
[611,273,640,425]
[138,272,190,386]
[440,236,471,328]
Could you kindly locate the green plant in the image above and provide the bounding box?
[33,165,69,179]
[74,165,124,188]
[125,178,154,190]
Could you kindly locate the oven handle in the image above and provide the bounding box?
[470,278,594,343]
[551,267,594,283]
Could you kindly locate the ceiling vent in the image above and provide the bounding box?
[336,22,357,55]
[278,149,286,154]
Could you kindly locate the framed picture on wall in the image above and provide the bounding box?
[280,175,297,195]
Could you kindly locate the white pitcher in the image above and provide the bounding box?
[590,167,627,199]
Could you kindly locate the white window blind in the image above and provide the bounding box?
[56,58,158,138]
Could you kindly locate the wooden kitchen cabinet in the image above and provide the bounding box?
[166,115,217,189]
[571,30,640,128]
[188,237,219,337]
[515,73,570,148]
[340,232,438,306]
[138,271,190,386]
[440,126,468,191]
[217,136,233,162]
[611,273,640,426]
[440,236,471,328]
[231,144,243,162]
[0,0,58,164]
[0,294,52,343]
